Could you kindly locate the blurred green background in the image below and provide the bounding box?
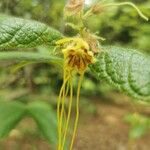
[0,0,150,150]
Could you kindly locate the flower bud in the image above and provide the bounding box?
[65,0,85,16]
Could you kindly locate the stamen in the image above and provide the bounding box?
[57,72,70,150]
[56,37,95,150]
[62,78,73,149]
[80,57,86,69]
[70,73,84,150]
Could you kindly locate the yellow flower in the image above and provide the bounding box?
[57,37,95,74]
[56,37,96,150]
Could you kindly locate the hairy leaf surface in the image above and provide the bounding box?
[91,46,150,101]
[0,15,62,49]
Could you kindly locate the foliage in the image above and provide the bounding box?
[0,100,58,147]
[0,101,26,138]
[0,14,62,48]
[0,14,149,101]
[124,113,150,139]
[91,46,150,101]
[0,0,149,149]
[27,101,58,147]
[87,0,150,53]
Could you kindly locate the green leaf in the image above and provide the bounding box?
[0,14,62,49]
[129,125,147,139]
[124,114,150,139]
[0,101,26,138]
[0,52,63,65]
[27,101,57,147]
[90,46,150,101]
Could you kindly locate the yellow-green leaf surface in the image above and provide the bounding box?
[91,46,150,101]
[0,15,62,49]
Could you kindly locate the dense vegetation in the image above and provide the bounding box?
[0,0,149,150]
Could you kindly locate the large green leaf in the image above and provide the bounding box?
[0,101,26,138]
[0,15,62,49]
[27,101,57,147]
[91,46,150,101]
